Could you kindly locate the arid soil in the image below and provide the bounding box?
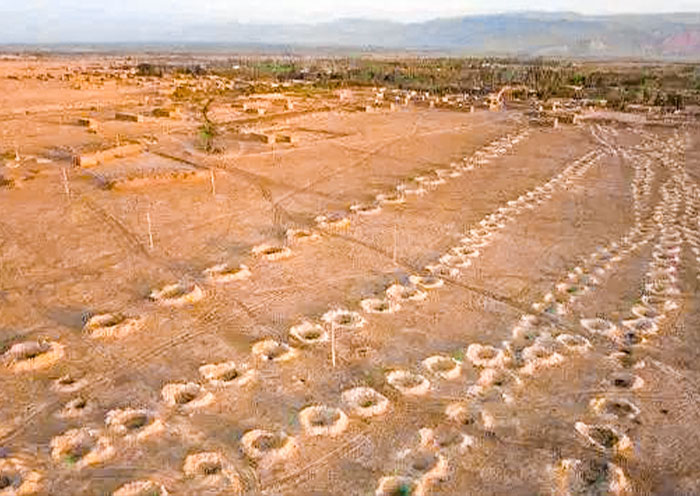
[1,58,699,496]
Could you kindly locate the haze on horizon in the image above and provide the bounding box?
[7,0,700,25]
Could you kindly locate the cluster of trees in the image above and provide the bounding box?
[139,56,699,110]
[136,62,207,77]
[211,57,699,109]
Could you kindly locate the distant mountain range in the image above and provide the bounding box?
[6,12,700,59]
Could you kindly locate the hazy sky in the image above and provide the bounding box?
[10,0,700,24]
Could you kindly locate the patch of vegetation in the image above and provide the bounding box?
[136,63,164,77]
[198,122,217,153]
[196,97,220,153]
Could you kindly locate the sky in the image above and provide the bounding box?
[8,0,700,25]
[3,0,699,44]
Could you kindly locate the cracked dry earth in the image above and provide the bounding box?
[2,102,700,496]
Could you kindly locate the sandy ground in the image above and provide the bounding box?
[1,59,699,495]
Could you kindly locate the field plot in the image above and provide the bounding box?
[1,58,700,496]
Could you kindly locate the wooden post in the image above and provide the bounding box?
[61,168,71,198]
[147,211,154,250]
[210,169,216,196]
[331,324,336,368]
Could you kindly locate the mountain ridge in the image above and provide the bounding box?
[4,12,700,59]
